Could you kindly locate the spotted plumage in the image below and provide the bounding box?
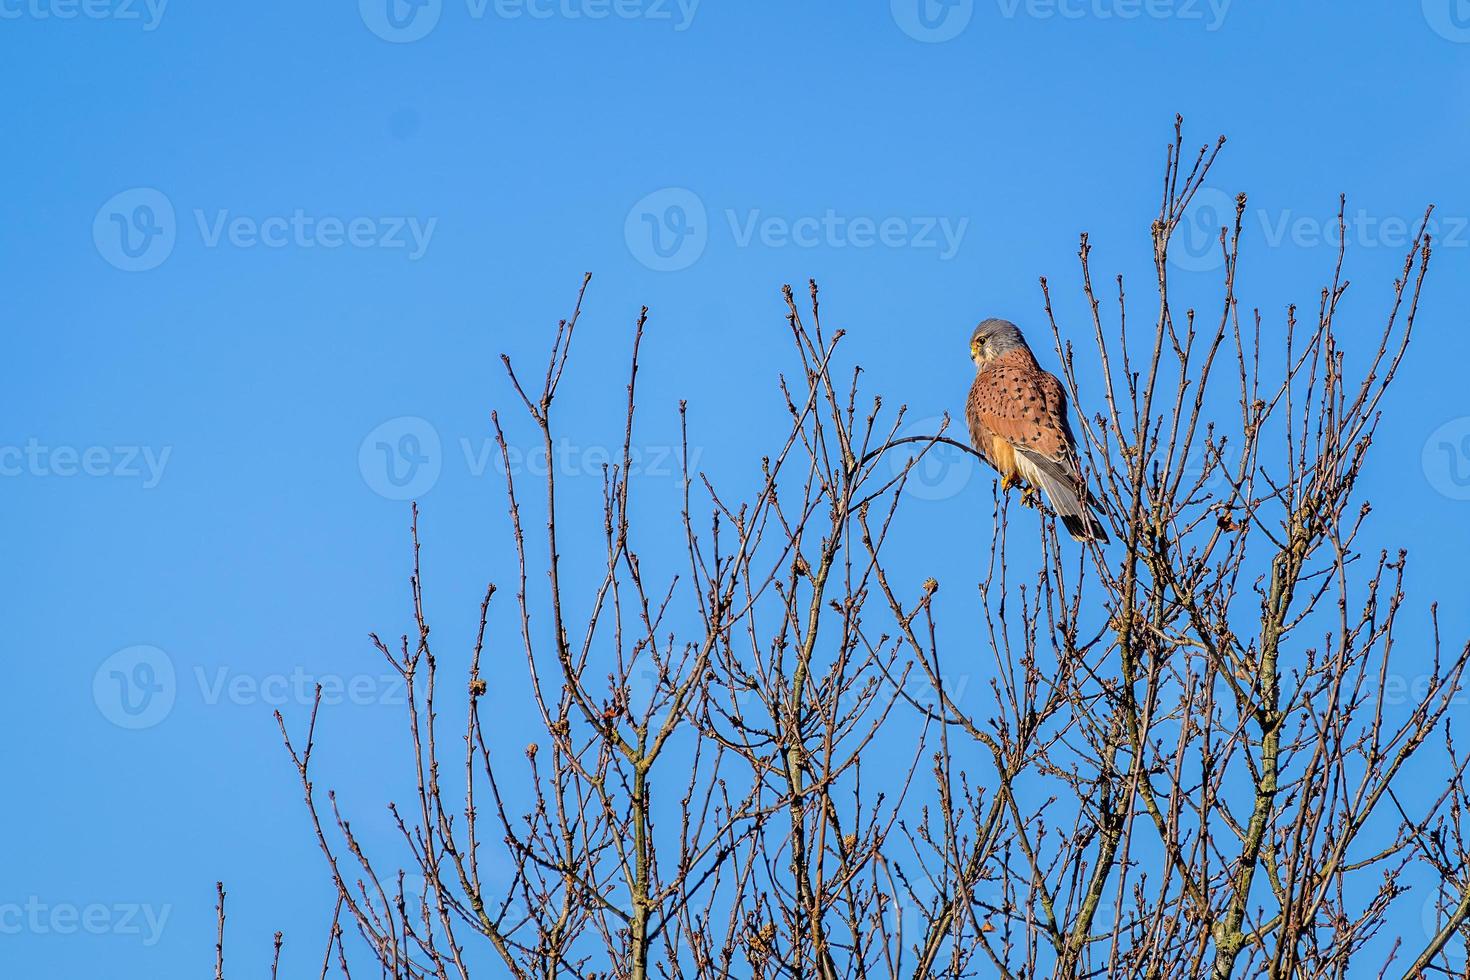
[965,318,1108,542]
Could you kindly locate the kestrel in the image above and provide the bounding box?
[965,318,1108,542]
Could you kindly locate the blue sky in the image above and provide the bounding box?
[5,2,1470,976]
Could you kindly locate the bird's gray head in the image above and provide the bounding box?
[969,318,1029,368]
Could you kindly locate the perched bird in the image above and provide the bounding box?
[965,318,1108,542]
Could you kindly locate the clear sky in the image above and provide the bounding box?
[5,2,1470,977]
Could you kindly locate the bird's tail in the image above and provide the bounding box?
[1017,452,1109,543]
[1058,507,1109,543]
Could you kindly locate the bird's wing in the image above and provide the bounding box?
[1024,370,1086,481]
[971,354,1106,541]
[969,352,1072,462]
[964,352,1105,540]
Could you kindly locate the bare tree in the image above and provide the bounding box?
[904,118,1470,979]
[222,120,1469,979]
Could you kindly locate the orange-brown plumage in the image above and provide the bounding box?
[965,320,1108,542]
[967,349,1071,464]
